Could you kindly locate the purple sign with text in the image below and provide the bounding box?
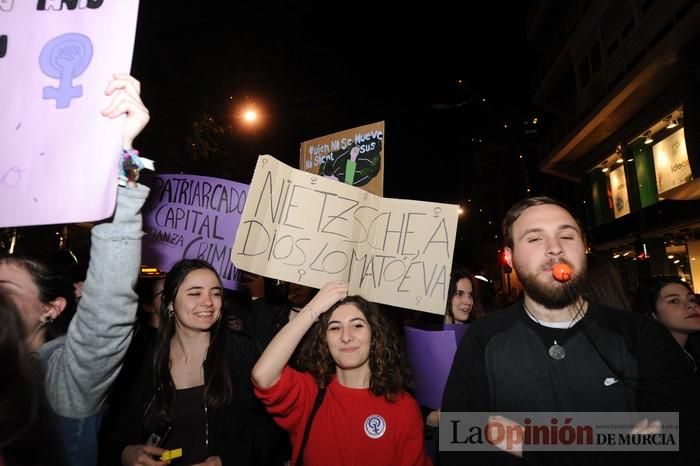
[404,324,469,409]
[0,0,140,227]
[142,174,249,290]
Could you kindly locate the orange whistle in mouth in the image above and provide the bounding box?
[552,263,572,282]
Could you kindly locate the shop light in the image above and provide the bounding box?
[614,144,624,164]
[668,255,675,259]
[673,259,681,264]
[643,131,654,145]
[666,119,678,129]
[613,253,621,259]
[602,167,609,173]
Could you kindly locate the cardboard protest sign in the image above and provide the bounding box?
[299,121,384,196]
[143,174,249,290]
[404,324,468,409]
[231,155,458,314]
[0,0,140,227]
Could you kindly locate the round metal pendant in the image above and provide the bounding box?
[548,341,566,360]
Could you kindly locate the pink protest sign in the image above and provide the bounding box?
[142,174,249,290]
[0,0,140,227]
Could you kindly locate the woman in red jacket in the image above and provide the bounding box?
[252,281,431,466]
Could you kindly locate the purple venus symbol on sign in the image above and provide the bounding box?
[39,33,93,109]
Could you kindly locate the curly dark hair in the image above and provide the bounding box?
[296,295,413,402]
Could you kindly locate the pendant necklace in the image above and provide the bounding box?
[548,340,566,360]
[523,303,581,360]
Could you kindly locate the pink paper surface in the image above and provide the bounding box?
[0,1,140,227]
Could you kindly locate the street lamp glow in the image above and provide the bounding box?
[243,109,257,122]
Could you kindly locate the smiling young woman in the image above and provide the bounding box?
[106,259,264,466]
[251,282,432,466]
[444,268,484,324]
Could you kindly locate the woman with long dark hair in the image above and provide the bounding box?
[0,295,64,466]
[443,268,484,324]
[637,276,700,373]
[414,268,485,463]
[112,259,259,466]
[252,281,431,466]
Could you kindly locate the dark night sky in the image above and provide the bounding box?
[131,1,536,206]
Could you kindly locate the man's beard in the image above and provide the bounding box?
[516,259,587,309]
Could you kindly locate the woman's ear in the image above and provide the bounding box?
[42,297,67,322]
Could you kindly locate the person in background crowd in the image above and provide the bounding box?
[235,274,318,466]
[584,253,631,310]
[0,294,64,466]
[50,248,89,305]
[107,259,262,466]
[252,282,432,466]
[443,268,484,325]
[222,287,252,335]
[637,275,700,373]
[136,275,165,331]
[408,268,485,465]
[0,73,150,466]
[243,274,316,351]
[442,196,699,464]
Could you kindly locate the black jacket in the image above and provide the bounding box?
[440,301,699,465]
[102,331,271,465]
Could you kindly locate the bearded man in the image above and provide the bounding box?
[440,197,698,465]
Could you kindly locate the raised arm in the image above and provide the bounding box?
[103,73,150,152]
[251,280,348,388]
[41,74,150,418]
